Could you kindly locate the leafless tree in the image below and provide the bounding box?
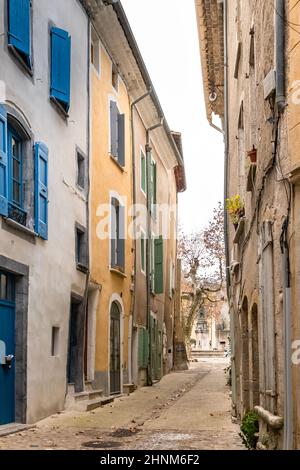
[179,202,226,347]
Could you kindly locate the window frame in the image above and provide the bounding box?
[76,149,86,190]
[140,147,147,196]
[75,223,88,273]
[110,195,125,273]
[140,228,146,275]
[91,26,101,76]
[7,126,23,210]
[109,99,125,168]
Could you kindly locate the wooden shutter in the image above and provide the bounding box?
[117,204,125,271]
[8,0,31,65]
[50,28,71,112]
[111,198,117,268]
[154,236,164,294]
[34,143,49,240]
[0,105,8,216]
[110,101,118,157]
[138,328,149,369]
[117,114,125,166]
[141,152,146,193]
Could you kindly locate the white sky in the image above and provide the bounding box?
[121,0,224,233]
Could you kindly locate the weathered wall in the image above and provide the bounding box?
[226,0,289,448]
[90,37,133,395]
[0,0,89,422]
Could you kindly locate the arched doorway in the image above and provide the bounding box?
[251,304,259,407]
[241,297,250,413]
[110,301,121,394]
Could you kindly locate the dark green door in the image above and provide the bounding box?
[110,302,121,394]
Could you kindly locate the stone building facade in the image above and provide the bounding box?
[196,0,300,450]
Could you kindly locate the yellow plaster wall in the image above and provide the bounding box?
[90,43,133,376]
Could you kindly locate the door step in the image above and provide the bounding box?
[65,387,104,411]
[0,423,35,438]
[123,383,135,395]
[86,396,114,412]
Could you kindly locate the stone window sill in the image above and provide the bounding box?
[110,267,127,278]
[110,155,125,172]
[4,217,36,238]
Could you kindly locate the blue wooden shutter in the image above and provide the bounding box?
[0,105,8,217]
[35,143,48,240]
[50,28,71,112]
[154,236,164,294]
[117,204,125,271]
[117,114,125,166]
[110,101,118,157]
[8,0,31,65]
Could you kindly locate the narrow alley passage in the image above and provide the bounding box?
[0,359,244,451]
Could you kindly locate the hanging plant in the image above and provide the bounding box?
[226,195,245,228]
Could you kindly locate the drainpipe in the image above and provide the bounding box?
[275,0,286,113]
[281,219,293,450]
[129,89,152,385]
[146,119,164,386]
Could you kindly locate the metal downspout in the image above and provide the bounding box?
[146,119,164,386]
[275,0,286,113]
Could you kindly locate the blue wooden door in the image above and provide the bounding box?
[0,272,15,425]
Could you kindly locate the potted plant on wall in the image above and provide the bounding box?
[247,146,257,164]
[226,195,245,230]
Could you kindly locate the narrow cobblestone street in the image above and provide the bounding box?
[0,359,244,451]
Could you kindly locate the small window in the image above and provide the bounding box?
[141,230,146,274]
[76,151,85,189]
[112,64,119,92]
[91,27,100,74]
[249,27,255,68]
[140,150,146,195]
[51,327,60,356]
[75,224,88,272]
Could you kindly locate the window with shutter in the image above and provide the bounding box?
[141,230,146,274]
[0,105,8,217]
[8,0,31,68]
[50,27,71,113]
[34,142,48,240]
[154,236,164,294]
[140,150,146,195]
[109,101,125,167]
[151,158,157,218]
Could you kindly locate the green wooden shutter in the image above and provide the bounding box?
[141,152,146,193]
[138,327,149,369]
[154,236,164,294]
